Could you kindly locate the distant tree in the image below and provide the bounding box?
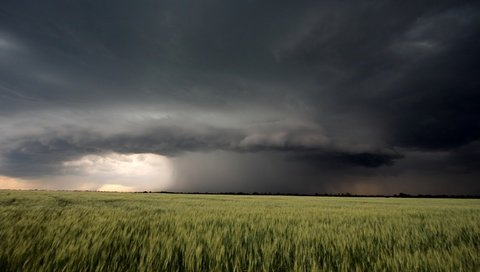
[397,193,410,198]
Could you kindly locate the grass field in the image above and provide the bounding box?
[0,190,479,271]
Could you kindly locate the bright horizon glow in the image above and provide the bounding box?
[0,176,35,190]
[0,153,174,192]
[97,184,136,192]
[62,153,174,192]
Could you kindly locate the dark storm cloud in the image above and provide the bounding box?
[292,150,404,169]
[274,1,480,150]
[0,114,396,177]
[0,0,479,193]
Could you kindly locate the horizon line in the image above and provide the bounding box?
[1,189,479,199]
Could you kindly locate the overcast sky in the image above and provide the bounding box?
[0,0,479,194]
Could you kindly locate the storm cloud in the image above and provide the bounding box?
[0,0,479,194]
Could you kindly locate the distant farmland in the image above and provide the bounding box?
[0,191,479,271]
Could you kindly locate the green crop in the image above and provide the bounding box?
[0,190,479,271]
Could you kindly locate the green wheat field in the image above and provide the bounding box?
[0,190,479,271]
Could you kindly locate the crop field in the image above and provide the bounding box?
[0,191,479,271]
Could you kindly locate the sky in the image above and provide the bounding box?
[0,0,479,194]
